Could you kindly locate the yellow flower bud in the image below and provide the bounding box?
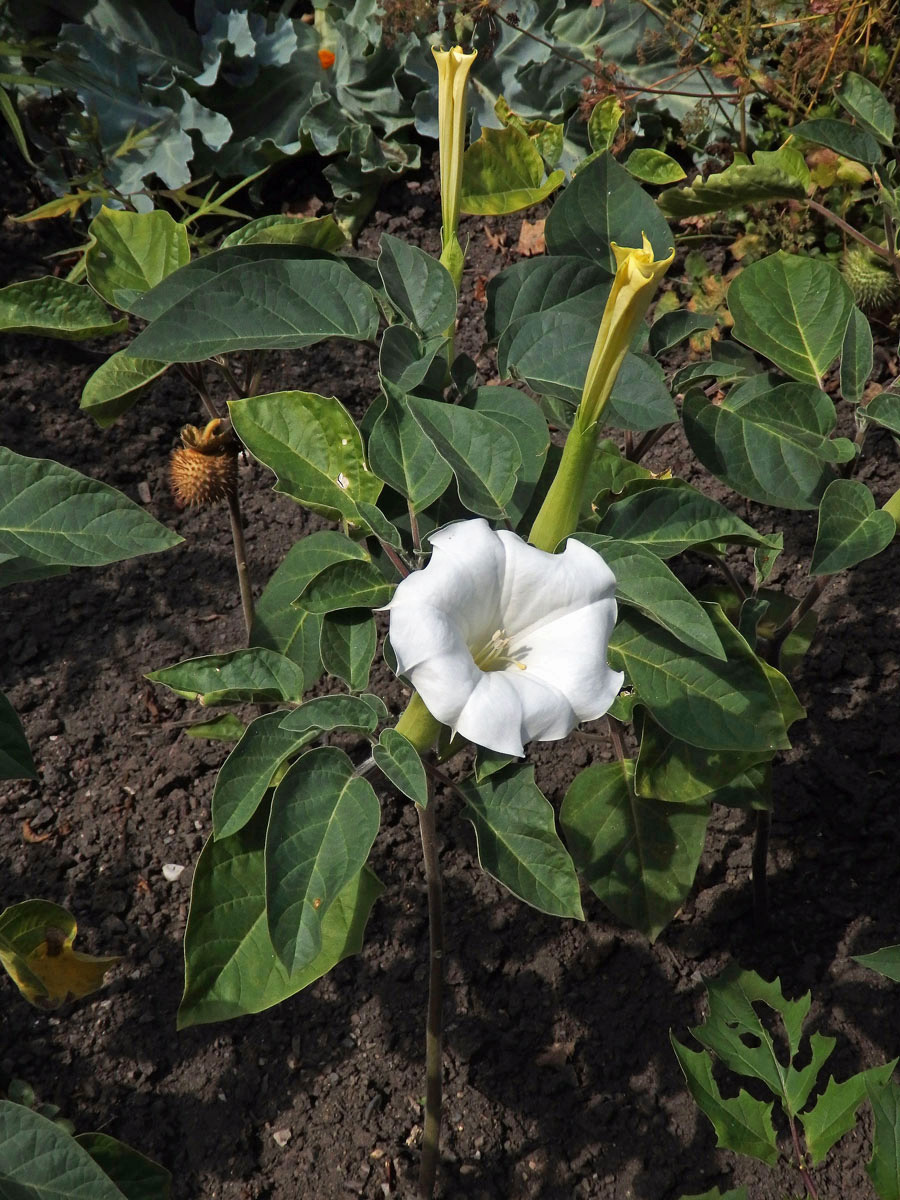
[432,44,477,287]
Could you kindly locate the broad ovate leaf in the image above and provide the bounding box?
[86,207,190,311]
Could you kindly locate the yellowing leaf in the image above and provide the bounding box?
[0,900,119,1008]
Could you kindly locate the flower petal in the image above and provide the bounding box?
[389,603,478,727]
[496,534,617,637]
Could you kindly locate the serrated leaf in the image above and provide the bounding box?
[625,148,686,184]
[658,160,806,217]
[406,394,521,519]
[266,747,380,973]
[560,760,708,940]
[0,276,126,340]
[147,648,305,706]
[373,729,429,806]
[683,380,855,510]
[212,712,317,840]
[545,152,672,270]
[0,447,181,567]
[578,534,725,658]
[278,693,382,735]
[76,1132,171,1200]
[811,479,895,575]
[791,117,882,164]
[0,900,119,1009]
[86,207,190,311]
[854,944,900,981]
[461,124,564,214]
[840,306,874,404]
[0,1102,128,1199]
[0,690,36,780]
[596,481,776,558]
[297,557,394,613]
[837,72,895,146]
[868,1077,900,1199]
[609,607,789,753]
[80,351,169,428]
[728,252,853,386]
[179,805,382,1027]
[128,257,379,361]
[801,1062,897,1165]
[229,390,381,526]
[671,1037,779,1165]
[320,610,376,691]
[460,764,583,919]
[251,531,368,682]
[377,232,457,336]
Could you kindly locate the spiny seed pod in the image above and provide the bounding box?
[841,247,900,313]
[169,418,238,508]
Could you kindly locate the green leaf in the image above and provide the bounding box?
[635,715,770,804]
[560,759,708,940]
[185,713,245,742]
[868,1077,900,1199]
[683,380,855,510]
[460,124,564,214]
[297,557,394,613]
[378,325,447,393]
[837,72,895,146]
[0,447,181,568]
[179,805,382,1027]
[229,390,381,526]
[460,764,584,919]
[0,277,126,341]
[251,531,368,681]
[278,693,383,735]
[406,394,521,519]
[212,712,317,840]
[486,256,611,345]
[596,480,776,558]
[811,479,895,575]
[76,1132,171,1200]
[0,691,36,781]
[86,207,190,311]
[649,310,716,357]
[801,1062,897,1166]
[128,257,379,361]
[854,944,900,981]
[728,252,854,386]
[320,610,376,691]
[368,382,454,513]
[377,233,457,336]
[609,607,790,752]
[625,148,686,184]
[865,392,900,436]
[587,96,623,153]
[657,159,806,217]
[221,214,347,252]
[840,306,874,404]
[147,648,305,706]
[373,729,429,806]
[80,352,169,428]
[469,386,549,525]
[791,117,882,164]
[545,152,673,271]
[670,1038,779,1165]
[0,1101,128,1198]
[578,534,725,658]
[266,747,380,973]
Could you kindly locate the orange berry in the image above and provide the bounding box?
[318,48,335,69]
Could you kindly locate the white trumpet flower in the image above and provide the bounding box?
[386,519,623,757]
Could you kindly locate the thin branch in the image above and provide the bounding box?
[631,423,672,463]
[797,198,896,264]
[226,488,254,638]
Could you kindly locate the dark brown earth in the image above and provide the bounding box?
[3,161,900,1200]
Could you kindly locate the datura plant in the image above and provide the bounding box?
[3,39,899,1200]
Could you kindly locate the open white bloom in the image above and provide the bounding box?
[387,519,624,757]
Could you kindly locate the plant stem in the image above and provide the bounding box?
[178,363,223,422]
[606,714,627,762]
[797,198,896,264]
[417,782,444,1200]
[751,808,771,931]
[631,423,672,463]
[768,576,831,660]
[226,488,254,638]
[789,1116,820,1198]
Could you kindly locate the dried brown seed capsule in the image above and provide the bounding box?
[169,418,238,508]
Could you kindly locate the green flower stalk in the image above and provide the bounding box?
[433,44,476,293]
[529,234,674,552]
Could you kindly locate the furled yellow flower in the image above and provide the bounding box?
[432,45,477,289]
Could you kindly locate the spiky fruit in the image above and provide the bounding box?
[169,418,238,507]
[841,247,900,312]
